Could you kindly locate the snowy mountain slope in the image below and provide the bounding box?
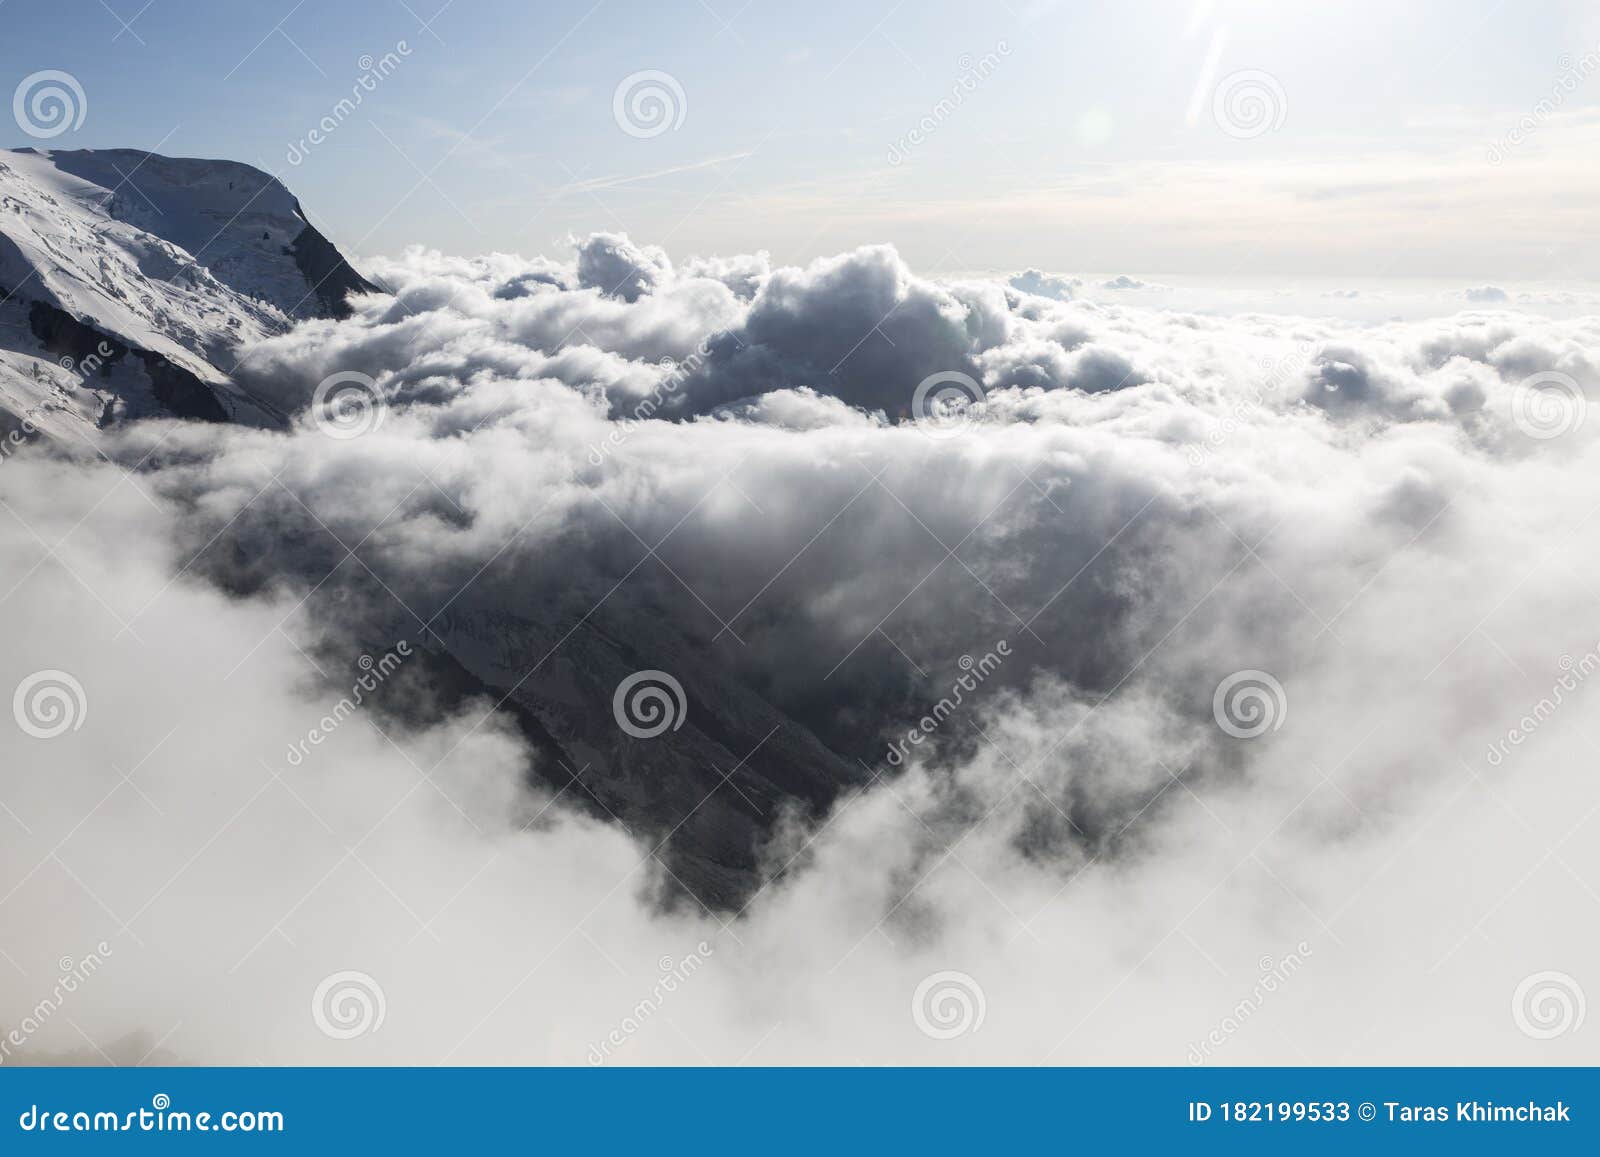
[40,149,375,322]
[0,149,876,906]
[0,147,375,437]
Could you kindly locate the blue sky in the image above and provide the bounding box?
[5,0,1600,279]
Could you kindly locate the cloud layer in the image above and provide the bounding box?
[2,236,1598,1064]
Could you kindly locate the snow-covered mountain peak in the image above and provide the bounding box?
[28,148,370,322]
[0,147,376,439]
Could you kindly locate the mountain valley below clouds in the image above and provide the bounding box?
[2,145,1598,1064]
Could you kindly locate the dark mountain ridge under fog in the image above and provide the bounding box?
[0,149,884,909]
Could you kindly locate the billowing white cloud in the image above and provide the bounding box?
[575,232,674,303]
[1008,268,1081,302]
[2,236,1598,1066]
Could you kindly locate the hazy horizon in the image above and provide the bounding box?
[7,0,1600,279]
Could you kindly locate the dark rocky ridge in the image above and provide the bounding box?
[27,300,229,423]
[288,212,379,320]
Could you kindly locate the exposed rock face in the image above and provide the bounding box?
[25,299,229,423]
[0,150,893,910]
[0,147,373,437]
[288,217,377,320]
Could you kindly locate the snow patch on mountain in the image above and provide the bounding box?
[0,147,374,434]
